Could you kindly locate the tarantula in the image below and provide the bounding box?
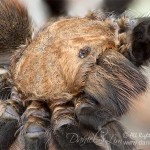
[0,0,149,150]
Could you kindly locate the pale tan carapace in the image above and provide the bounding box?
[11,15,132,103]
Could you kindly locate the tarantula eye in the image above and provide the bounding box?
[79,46,91,58]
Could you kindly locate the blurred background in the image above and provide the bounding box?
[1,0,150,149]
[22,0,150,27]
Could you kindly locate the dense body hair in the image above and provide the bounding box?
[11,15,138,101]
[10,12,146,150]
[0,0,149,150]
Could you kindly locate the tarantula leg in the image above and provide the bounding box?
[0,69,11,100]
[75,94,114,131]
[75,95,135,150]
[51,102,103,150]
[22,101,50,150]
[131,20,150,66]
[0,87,24,150]
[102,121,135,150]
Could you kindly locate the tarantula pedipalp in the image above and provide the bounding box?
[0,0,148,150]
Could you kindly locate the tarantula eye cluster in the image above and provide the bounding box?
[79,46,91,58]
[0,0,149,150]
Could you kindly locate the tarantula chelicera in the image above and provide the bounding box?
[0,0,149,150]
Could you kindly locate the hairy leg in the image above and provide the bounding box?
[73,50,146,150]
[131,20,150,66]
[0,87,24,149]
[50,101,103,150]
[0,69,11,100]
[22,101,50,150]
[75,95,135,150]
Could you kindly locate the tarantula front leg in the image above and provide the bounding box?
[76,49,146,150]
[50,101,103,150]
[75,94,135,150]
[22,101,51,150]
[75,94,114,130]
[0,87,24,150]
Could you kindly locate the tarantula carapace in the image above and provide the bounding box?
[0,0,149,150]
